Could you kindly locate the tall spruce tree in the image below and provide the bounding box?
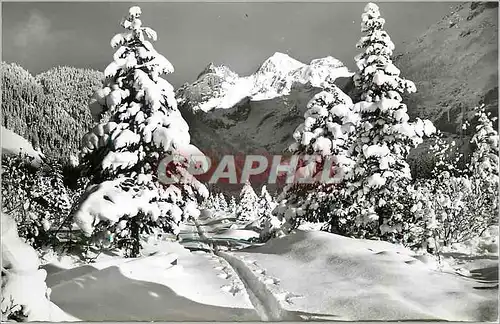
[347,3,435,242]
[73,6,208,257]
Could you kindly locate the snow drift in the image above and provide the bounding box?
[1,127,44,166]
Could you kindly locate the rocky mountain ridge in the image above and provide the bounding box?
[177,52,352,113]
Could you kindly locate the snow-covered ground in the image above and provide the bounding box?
[44,239,259,321]
[221,231,497,321]
[32,211,498,321]
[195,212,498,321]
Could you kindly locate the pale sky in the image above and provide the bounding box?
[2,2,458,87]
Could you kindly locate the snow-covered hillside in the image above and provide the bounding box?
[394,2,498,133]
[177,52,353,113]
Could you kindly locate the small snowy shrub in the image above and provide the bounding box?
[410,105,499,250]
[1,153,74,250]
[74,6,208,257]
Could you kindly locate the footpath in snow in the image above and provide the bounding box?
[195,211,499,322]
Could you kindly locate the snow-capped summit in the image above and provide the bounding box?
[252,52,307,101]
[196,62,239,81]
[177,52,353,113]
[293,56,352,89]
[177,62,253,113]
[254,52,306,76]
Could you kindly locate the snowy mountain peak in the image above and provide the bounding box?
[197,62,239,81]
[177,53,353,113]
[292,56,354,89]
[197,62,217,79]
[256,52,306,75]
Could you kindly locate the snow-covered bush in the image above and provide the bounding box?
[1,296,28,322]
[74,6,208,257]
[236,181,259,223]
[342,2,436,243]
[1,153,75,250]
[441,225,499,256]
[410,105,499,250]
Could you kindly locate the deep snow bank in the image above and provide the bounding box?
[1,212,76,321]
[1,127,44,166]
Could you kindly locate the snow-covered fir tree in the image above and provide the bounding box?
[228,196,237,214]
[346,3,436,243]
[218,192,228,211]
[74,6,208,257]
[256,185,277,226]
[200,193,214,210]
[211,193,221,210]
[262,83,360,237]
[235,181,259,223]
[1,154,74,250]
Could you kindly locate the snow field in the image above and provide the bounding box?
[227,230,497,321]
[11,206,498,322]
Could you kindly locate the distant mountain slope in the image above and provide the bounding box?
[1,63,103,160]
[183,81,324,156]
[395,2,498,133]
